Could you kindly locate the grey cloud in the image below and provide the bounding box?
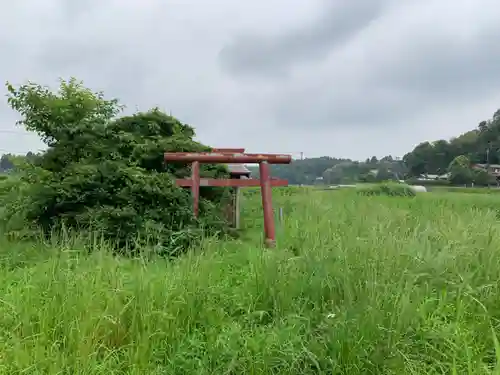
[38,39,152,100]
[271,84,421,132]
[272,32,500,130]
[58,0,98,23]
[1,0,500,160]
[371,27,500,96]
[218,0,391,78]
[219,0,500,132]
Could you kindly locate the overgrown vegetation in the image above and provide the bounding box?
[356,182,416,197]
[3,79,500,373]
[1,79,230,255]
[1,189,500,373]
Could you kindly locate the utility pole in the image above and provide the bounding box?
[299,152,304,186]
[486,144,491,188]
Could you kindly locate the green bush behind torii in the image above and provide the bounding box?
[2,78,230,255]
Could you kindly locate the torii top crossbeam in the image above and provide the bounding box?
[164,152,292,164]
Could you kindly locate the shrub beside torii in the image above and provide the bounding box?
[4,78,230,255]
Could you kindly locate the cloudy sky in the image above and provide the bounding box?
[1,0,499,160]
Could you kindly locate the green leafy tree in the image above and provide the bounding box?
[0,154,14,171]
[250,156,353,185]
[448,155,474,185]
[359,172,376,183]
[375,166,396,182]
[403,142,435,176]
[473,168,496,186]
[322,161,366,184]
[403,109,500,176]
[4,78,229,254]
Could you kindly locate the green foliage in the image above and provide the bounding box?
[249,156,350,185]
[3,188,500,372]
[448,155,474,185]
[403,109,500,178]
[0,154,14,172]
[358,173,376,183]
[0,152,37,173]
[374,166,397,181]
[247,156,406,186]
[472,168,496,186]
[2,79,229,254]
[357,182,416,197]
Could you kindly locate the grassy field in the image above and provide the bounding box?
[1,188,500,374]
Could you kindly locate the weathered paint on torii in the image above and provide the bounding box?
[164,148,292,248]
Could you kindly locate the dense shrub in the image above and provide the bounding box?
[1,79,230,255]
[357,182,416,197]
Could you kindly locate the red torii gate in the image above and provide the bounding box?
[164,148,292,247]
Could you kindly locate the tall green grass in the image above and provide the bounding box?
[1,188,500,373]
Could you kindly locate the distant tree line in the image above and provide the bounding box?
[0,152,37,172]
[400,109,500,186]
[403,109,500,176]
[5,107,500,187]
[249,155,406,185]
